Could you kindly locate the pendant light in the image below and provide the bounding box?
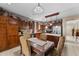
[33,3,44,15]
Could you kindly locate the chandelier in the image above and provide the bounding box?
[33,3,44,15]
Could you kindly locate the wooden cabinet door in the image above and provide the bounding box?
[0,16,20,51]
[35,33,41,39]
[0,16,7,24]
[47,35,59,47]
[0,16,8,51]
[7,18,20,48]
[0,35,7,51]
[7,24,18,35]
[7,35,19,48]
[0,24,7,51]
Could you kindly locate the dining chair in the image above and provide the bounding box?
[40,33,47,41]
[23,30,31,38]
[20,36,31,56]
[52,36,65,56]
[20,31,41,56]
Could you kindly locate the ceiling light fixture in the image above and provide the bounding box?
[33,3,44,15]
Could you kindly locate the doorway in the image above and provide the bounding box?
[65,20,79,43]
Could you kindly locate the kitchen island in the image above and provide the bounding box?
[45,33,61,47]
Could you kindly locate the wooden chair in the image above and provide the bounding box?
[40,33,47,41]
[52,36,65,56]
[20,36,31,56]
[23,30,31,38]
[20,31,41,56]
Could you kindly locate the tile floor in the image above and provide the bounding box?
[0,46,21,56]
[62,42,79,56]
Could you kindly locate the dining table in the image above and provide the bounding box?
[28,38,54,56]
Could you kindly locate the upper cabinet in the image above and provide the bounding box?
[0,16,8,24]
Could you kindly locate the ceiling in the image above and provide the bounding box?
[0,3,79,21]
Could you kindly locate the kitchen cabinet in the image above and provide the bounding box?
[0,24,7,51]
[7,18,20,49]
[46,34,60,47]
[0,16,20,52]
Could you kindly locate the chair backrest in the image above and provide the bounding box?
[56,36,65,55]
[40,33,47,41]
[23,30,30,39]
[20,36,31,56]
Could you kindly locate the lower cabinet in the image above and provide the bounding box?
[7,35,20,49]
[0,35,7,51]
[0,23,7,51]
[47,35,60,47]
[35,33,41,39]
[0,36,20,52]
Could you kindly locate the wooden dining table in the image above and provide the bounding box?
[28,38,54,56]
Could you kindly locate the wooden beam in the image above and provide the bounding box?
[45,12,59,18]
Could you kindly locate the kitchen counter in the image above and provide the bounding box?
[45,33,61,47]
[45,33,61,36]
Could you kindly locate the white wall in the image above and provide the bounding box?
[63,17,79,36]
[66,23,74,36]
